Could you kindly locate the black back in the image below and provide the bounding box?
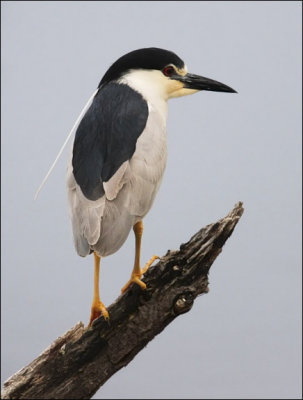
[72,83,148,200]
[99,47,185,86]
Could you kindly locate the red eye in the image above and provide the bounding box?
[163,66,175,77]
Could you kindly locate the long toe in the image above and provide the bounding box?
[142,255,159,273]
[121,275,146,293]
[121,256,159,294]
[89,301,109,326]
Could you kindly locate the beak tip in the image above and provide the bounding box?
[223,87,237,94]
[223,85,237,94]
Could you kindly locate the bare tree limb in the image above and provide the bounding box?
[2,202,244,400]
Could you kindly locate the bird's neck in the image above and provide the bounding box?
[118,70,168,122]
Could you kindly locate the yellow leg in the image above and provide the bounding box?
[88,252,109,326]
[121,221,159,293]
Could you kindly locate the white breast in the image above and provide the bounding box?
[126,103,167,216]
[93,105,167,256]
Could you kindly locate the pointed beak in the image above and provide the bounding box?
[175,72,237,93]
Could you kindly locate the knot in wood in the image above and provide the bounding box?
[171,264,182,277]
[173,292,194,315]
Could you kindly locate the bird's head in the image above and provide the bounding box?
[99,47,237,101]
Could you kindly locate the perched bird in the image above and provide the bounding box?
[66,47,236,326]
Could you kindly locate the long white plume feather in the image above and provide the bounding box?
[34,88,99,200]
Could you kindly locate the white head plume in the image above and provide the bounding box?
[34,88,98,200]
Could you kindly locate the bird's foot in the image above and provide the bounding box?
[121,255,159,293]
[88,300,109,326]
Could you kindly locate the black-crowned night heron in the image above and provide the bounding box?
[64,47,236,326]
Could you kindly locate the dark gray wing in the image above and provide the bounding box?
[72,82,148,200]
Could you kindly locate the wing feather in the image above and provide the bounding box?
[67,83,148,256]
[71,82,148,200]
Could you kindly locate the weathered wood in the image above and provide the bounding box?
[2,202,244,400]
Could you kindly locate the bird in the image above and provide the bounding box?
[66,47,236,326]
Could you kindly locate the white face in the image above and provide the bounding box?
[162,64,200,99]
[119,64,199,102]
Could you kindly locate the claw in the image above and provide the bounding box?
[88,300,109,326]
[121,255,159,293]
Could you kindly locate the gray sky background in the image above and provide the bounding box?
[1,1,302,399]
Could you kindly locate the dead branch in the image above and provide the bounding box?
[1,201,244,400]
